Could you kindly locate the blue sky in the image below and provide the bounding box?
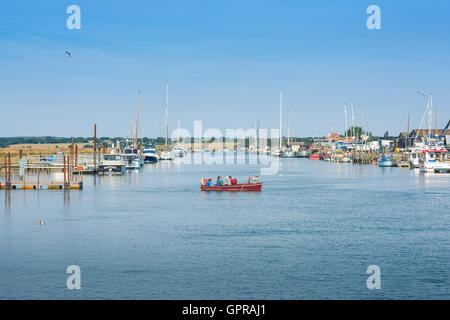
[1,0,449,138]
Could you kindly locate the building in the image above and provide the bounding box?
[396,128,450,149]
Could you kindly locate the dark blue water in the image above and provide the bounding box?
[1,157,449,299]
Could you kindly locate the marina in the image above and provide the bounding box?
[1,0,450,303]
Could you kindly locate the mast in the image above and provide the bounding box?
[165,80,169,151]
[130,119,133,146]
[428,94,432,139]
[344,104,348,141]
[279,89,283,150]
[435,105,437,131]
[135,90,140,148]
[351,101,355,141]
[288,111,291,146]
[256,119,259,151]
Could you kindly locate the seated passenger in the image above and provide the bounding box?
[231,177,237,185]
[224,176,231,185]
[205,179,212,187]
[201,178,207,186]
[246,174,259,183]
[215,176,223,186]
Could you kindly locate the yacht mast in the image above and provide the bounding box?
[428,94,432,139]
[165,80,169,151]
[279,89,283,150]
[288,111,291,146]
[344,104,348,141]
[135,90,140,148]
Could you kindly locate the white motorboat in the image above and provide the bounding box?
[159,151,174,160]
[98,154,127,174]
[282,150,295,158]
[271,149,282,157]
[408,151,421,168]
[123,147,144,169]
[172,145,184,157]
[143,144,158,163]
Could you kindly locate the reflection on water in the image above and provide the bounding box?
[0,158,449,299]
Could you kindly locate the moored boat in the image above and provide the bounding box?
[98,154,127,174]
[143,144,158,163]
[378,155,394,167]
[201,183,262,192]
[296,149,309,158]
[309,153,320,160]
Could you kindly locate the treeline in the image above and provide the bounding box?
[0,134,395,149]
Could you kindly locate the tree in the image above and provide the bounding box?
[345,126,363,140]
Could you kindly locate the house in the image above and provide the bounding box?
[396,128,450,148]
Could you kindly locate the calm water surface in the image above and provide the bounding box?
[1,156,449,299]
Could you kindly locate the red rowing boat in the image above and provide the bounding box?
[201,183,262,192]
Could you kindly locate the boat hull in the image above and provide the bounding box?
[201,183,262,192]
[144,155,158,163]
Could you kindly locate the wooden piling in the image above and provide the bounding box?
[8,152,11,182]
[63,155,67,186]
[75,144,78,167]
[93,124,97,172]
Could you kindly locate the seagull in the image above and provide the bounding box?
[65,51,73,57]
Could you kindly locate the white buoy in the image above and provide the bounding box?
[40,220,45,226]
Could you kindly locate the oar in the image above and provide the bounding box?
[241,183,246,191]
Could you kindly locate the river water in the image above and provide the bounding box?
[1,154,449,299]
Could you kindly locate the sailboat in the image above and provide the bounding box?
[282,111,295,158]
[160,81,174,161]
[271,89,283,157]
[123,91,145,169]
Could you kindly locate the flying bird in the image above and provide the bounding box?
[65,51,73,57]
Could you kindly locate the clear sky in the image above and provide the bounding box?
[1,0,449,138]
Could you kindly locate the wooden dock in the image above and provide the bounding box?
[0,181,83,190]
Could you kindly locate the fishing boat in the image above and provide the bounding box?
[98,154,127,174]
[201,183,262,192]
[309,153,320,160]
[143,143,158,163]
[419,150,450,173]
[378,155,394,167]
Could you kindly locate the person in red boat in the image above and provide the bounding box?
[231,177,237,185]
[246,174,259,183]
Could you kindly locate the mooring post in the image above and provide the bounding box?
[63,154,67,188]
[93,124,97,173]
[8,155,10,185]
[75,144,78,167]
[3,155,6,186]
